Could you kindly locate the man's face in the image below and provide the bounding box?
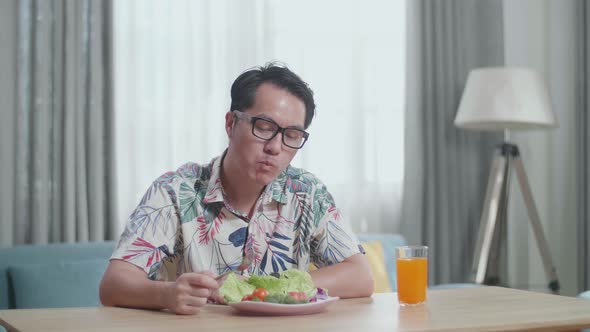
[225,83,306,186]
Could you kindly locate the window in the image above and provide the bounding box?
[113,0,406,235]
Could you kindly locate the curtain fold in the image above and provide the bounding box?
[0,0,18,247]
[2,0,116,246]
[402,0,504,285]
[577,0,590,293]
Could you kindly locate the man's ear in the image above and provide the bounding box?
[225,111,234,137]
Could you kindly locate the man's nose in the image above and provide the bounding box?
[263,132,283,155]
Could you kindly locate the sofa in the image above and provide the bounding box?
[579,291,590,332]
[0,233,409,312]
[0,241,115,310]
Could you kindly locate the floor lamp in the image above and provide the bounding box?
[454,67,560,293]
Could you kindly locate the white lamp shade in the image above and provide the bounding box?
[454,67,558,130]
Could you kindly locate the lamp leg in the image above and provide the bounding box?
[512,152,560,294]
[486,151,513,286]
[471,150,509,284]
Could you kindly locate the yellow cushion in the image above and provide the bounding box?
[361,240,392,293]
[309,240,392,293]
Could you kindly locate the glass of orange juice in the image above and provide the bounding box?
[395,245,428,306]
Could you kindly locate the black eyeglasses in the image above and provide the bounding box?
[233,110,309,149]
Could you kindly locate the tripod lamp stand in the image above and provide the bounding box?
[454,67,560,293]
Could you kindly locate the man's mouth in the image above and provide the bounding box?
[260,160,276,168]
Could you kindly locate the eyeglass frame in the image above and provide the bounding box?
[232,110,310,149]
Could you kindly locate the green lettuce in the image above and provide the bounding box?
[248,269,316,297]
[218,273,255,304]
[280,269,317,297]
[218,269,318,304]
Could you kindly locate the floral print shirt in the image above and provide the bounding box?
[111,153,363,281]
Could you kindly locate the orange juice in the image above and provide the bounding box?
[396,257,428,305]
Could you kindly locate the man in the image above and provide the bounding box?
[100,63,374,315]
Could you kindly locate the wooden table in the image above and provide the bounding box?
[2,287,590,332]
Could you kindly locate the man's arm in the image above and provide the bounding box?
[99,260,219,315]
[309,253,374,298]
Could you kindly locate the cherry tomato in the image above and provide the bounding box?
[288,291,308,302]
[252,288,269,301]
[241,294,253,301]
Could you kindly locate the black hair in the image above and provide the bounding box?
[229,62,316,129]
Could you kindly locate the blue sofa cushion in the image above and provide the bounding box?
[0,241,116,309]
[8,259,108,309]
[579,290,590,300]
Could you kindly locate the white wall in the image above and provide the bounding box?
[503,0,579,296]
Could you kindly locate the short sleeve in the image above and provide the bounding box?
[111,180,180,274]
[309,183,362,268]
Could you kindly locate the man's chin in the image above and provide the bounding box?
[255,174,278,186]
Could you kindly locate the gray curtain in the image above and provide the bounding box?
[0,0,116,246]
[402,0,504,285]
[577,0,590,293]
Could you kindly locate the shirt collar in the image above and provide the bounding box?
[202,154,225,204]
[203,151,290,205]
[265,166,289,205]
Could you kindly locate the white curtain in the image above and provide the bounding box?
[113,0,406,236]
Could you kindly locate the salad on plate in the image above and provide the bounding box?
[218,269,330,305]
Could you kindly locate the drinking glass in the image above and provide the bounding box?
[395,245,428,306]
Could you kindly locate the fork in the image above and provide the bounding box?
[215,254,252,281]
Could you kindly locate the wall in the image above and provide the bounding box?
[0,0,17,246]
[503,0,579,296]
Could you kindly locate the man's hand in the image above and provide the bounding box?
[207,273,248,305]
[162,272,220,315]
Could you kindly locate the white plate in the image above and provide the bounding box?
[228,296,339,316]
